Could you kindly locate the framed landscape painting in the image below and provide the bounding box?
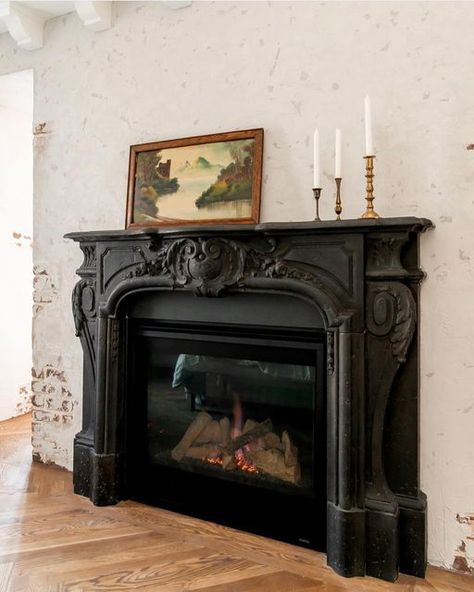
[126,128,264,228]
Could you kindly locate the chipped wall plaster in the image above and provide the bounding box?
[454,514,474,575]
[0,69,33,422]
[31,360,78,467]
[0,1,472,574]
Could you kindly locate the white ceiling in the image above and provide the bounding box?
[0,1,74,34]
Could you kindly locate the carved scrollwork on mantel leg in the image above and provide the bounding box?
[366,282,416,365]
[73,278,96,337]
[72,241,98,376]
[366,281,416,501]
[365,280,417,580]
[71,243,98,499]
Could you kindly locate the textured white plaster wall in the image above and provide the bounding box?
[0,0,472,573]
[0,69,33,421]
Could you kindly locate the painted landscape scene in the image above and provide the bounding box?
[132,138,258,224]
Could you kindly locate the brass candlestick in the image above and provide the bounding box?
[360,155,380,219]
[335,177,342,220]
[312,187,322,221]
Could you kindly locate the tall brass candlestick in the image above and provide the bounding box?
[360,155,380,219]
[312,187,322,221]
[335,178,342,221]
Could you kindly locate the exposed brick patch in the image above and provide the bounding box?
[31,431,69,467]
[16,384,32,415]
[31,364,78,467]
[453,514,474,574]
[31,365,77,424]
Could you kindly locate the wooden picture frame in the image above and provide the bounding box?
[126,128,263,228]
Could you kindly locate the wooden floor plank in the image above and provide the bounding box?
[0,562,14,592]
[0,525,153,557]
[98,503,331,582]
[1,532,175,568]
[0,413,472,592]
[52,549,275,592]
[194,570,322,592]
[16,541,202,581]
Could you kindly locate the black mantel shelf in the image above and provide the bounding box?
[67,216,433,583]
[65,216,433,242]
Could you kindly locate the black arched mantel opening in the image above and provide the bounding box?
[67,218,432,582]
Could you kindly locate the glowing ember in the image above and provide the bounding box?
[203,448,259,474]
[235,448,259,473]
[207,456,223,466]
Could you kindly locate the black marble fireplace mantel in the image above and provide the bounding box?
[66,217,433,582]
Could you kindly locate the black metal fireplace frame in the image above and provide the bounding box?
[124,318,327,551]
[67,218,433,582]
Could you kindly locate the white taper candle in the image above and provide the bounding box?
[313,128,321,188]
[365,95,374,156]
[335,129,342,178]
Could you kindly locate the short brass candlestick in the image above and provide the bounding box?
[335,177,342,220]
[312,187,322,221]
[360,155,380,219]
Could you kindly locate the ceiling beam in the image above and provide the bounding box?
[74,1,112,32]
[0,1,46,50]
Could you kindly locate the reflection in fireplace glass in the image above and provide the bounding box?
[146,350,316,494]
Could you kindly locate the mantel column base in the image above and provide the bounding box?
[327,502,365,577]
[73,441,119,506]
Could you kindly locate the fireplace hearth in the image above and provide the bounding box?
[67,218,432,582]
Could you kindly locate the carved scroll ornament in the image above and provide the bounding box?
[129,236,338,304]
[366,282,416,363]
[365,281,417,517]
[131,237,261,296]
[72,278,97,337]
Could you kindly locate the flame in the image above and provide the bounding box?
[201,392,259,474]
[231,392,243,439]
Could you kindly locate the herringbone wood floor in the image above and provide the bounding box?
[0,415,472,591]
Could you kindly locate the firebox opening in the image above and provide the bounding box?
[125,320,326,551]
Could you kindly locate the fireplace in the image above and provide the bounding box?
[67,218,432,582]
[125,319,326,549]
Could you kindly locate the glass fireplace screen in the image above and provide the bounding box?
[140,331,318,495]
